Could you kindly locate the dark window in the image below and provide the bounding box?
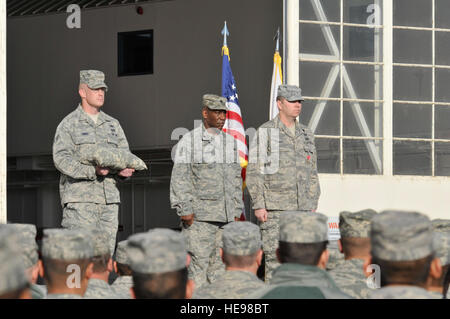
[118,30,154,76]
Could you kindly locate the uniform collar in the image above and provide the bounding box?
[274,114,301,138]
[76,104,110,126]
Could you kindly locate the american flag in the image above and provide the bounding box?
[221,44,249,220]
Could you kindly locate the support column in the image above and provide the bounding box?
[286,0,299,86]
[0,1,6,224]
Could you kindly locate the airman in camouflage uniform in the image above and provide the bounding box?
[170,94,243,288]
[84,230,119,299]
[247,85,321,281]
[193,222,266,299]
[368,211,438,299]
[127,229,194,299]
[251,212,351,299]
[0,229,31,299]
[111,240,133,299]
[328,210,377,299]
[0,224,47,299]
[53,70,136,255]
[41,229,94,299]
[431,219,450,298]
[427,231,450,298]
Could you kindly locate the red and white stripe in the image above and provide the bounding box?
[224,101,248,161]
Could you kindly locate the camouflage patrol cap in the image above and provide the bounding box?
[0,224,38,269]
[90,230,111,257]
[42,229,94,260]
[80,70,108,92]
[433,232,450,266]
[371,211,434,262]
[127,229,187,274]
[203,94,228,111]
[277,84,304,102]
[431,219,450,233]
[279,211,329,243]
[339,209,377,238]
[0,245,29,295]
[222,222,262,256]
[115,240,129,265]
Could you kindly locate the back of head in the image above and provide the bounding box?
[115,240,132,276]
[339,209,376,258]
[278,211,329,266]
[370,210,435,287]
[222,221,262,268]
[127,229,188,299]
[0,229,30,299]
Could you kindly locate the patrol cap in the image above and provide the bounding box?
[222,222,262,256]
[115,240,129,265]
[203,94,228,111]
[277,84,304,102]
[80,70,108,91]
[339,209,377,238]
[0,224,38,269]
[431,219,450,233]
[433,232,450,266]
[90,230,111,257]
[42,229,94,260]
[127,229,187,274]
[279,211,329,243]
[371,210,434,262]
[0,246,29,295]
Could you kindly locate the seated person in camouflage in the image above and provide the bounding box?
[193,222,266,299]
[84,230,119,299]
[0,224,47,299]
[329,209,377,299]
[111,240,133,299]
[40,229,94,299]
[367,211,440,299]
[427,231,450,298]
[0,229,31,299]
[79,145,147,171]
[252,211,351,299]
[127,229,194,299]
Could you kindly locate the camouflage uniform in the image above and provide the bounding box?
[0,223,47,299]
[53,70,132,255]
[252,212,350,299]
[111,240,133,299]
[0,229,30,298]
[326,240,345,271]
[170,95,243,288]
[193,222,266,299]
[246,85,320,281]
[368,210,437,299]
[329,210,377,299]
[428,231,450,298]
[41,229,95,299]
[84,230,119,299]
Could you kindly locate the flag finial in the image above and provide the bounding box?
[274,27,281,52]
[222,21,230,47]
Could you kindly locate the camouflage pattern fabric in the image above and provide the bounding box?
[252,264,351,299]
[371,210,433,262]
[30,284,47,300]
[329,258,372,299]
[193,270,266,299]
[115,240,130,265]
[433,232,450,266]
[369,286,436,299]
[53,104,130,206]
[326,241,345,271]
[46,294,83,299]
[203,94,228,111]
[42,229,94,260]
[91,229,111,257]
[247,115,320,212]
[84,279,119,299]
[0,223,38,269]
[111,276,133,299]
[80,70,108,91]
[279,211,328,243]
[0,233,29,295]
[79,145,147,171]
[127,229,187,274]
[222,221,262,256]
[181,221,226,288]
[277,84,304,102]
[339,209,377,238]
[431,219,450,233]
[170,123,243,222]
[259,210,281,282]
[61,203,119,256]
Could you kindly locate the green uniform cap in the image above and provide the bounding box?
[222,221,262,256]
[115,240,129,265]
[0,224,38,269]
[433,232,450,266]
[371,210,434,262]
[42,229,94,260]
[128,229,186,274]
[279,211,329,243]
[431,219,450,233]
[80,70,108,92]
[277,84,304,102]
[339,209,377,238]
[203,94,228,111]
[91,230,111,257]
